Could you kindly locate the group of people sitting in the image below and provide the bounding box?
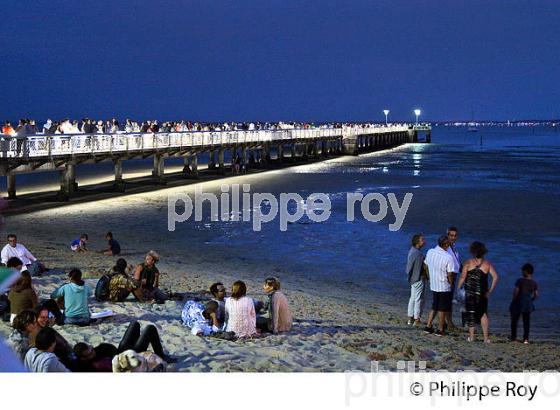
[1,232,294,372]
[181,277,293,338]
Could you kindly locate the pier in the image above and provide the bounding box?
[1,124,430,201]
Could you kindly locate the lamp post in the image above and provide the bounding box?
[414,109,421,125]
[383,109,390,126]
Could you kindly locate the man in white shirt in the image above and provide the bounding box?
[1,234,42,276]
[424,236,456,336]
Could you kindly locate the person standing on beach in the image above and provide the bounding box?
[446,227,461,330]
[509,263,538,344]
[424,236,456,336]
[457,241,498,343]
[406,234,427,326]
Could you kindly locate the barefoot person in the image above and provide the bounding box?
[406,234,427,326]
[457,241,498,343]
[424,236,456,336]
[256,277,293,333]
[509,263,538,344]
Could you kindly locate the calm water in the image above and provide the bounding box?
[4,126,560,337]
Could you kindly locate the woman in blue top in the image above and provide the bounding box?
[51,268,92,326]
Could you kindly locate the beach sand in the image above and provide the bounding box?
[0,184,558,372]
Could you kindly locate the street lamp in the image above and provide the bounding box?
[383,109,390,126]
[414,109,421,125]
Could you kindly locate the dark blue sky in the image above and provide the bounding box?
[1,0,559,122]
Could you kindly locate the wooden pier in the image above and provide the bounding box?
[0,124,431,201]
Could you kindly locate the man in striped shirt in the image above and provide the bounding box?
[424,236,456,336]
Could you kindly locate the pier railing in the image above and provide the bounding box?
[0,125,410,159]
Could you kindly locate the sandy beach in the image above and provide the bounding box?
[1,167,558,372]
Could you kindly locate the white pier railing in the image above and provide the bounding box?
[1,125,410,159]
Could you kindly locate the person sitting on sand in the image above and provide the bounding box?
[225,280,257,338]
[457,241,498,343]
[73,320,175,372]
[33,303,74,369]
[181,300,221,336]
[50,268,92,326]
[209,282,227,327]
[134,251,168,304]
[256,277,293,333]
[6,309,38,361]
[509,263,538,344]
[101,232,121,256]
[70,234,89,252]
[1,234,45,276]
[8,271,38,323]
[24,327,69,372]
[108,258,143,302]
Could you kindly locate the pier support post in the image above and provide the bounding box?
[57,161,77,201]
[277,144,284,162]
[208,150,216,169]
[6,173,16,199]
[312,141,319,157]
[182,154,191,174]
[218,149,225,174]
[291,144,297,161]
[242,146,248,171]
[426,131,431,143]
[113,158,125,192]
[191,153,199,177]
[152,154,166,184]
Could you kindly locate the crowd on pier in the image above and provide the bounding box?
[1,117,399,137]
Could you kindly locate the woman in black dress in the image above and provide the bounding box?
[457,241,499,343]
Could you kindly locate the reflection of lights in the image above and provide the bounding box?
[382,167,389,173]
[414,170,420,176]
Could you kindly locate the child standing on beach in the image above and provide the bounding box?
[510,263,539,344]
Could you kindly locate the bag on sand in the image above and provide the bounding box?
[95,274,113,302]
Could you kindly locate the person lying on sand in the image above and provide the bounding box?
[73,320,176,372]
[181,300,222,336]
[256,277,293,334]
[134,251,168,304]
[24,327,69,372]
[70,234,88,253]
